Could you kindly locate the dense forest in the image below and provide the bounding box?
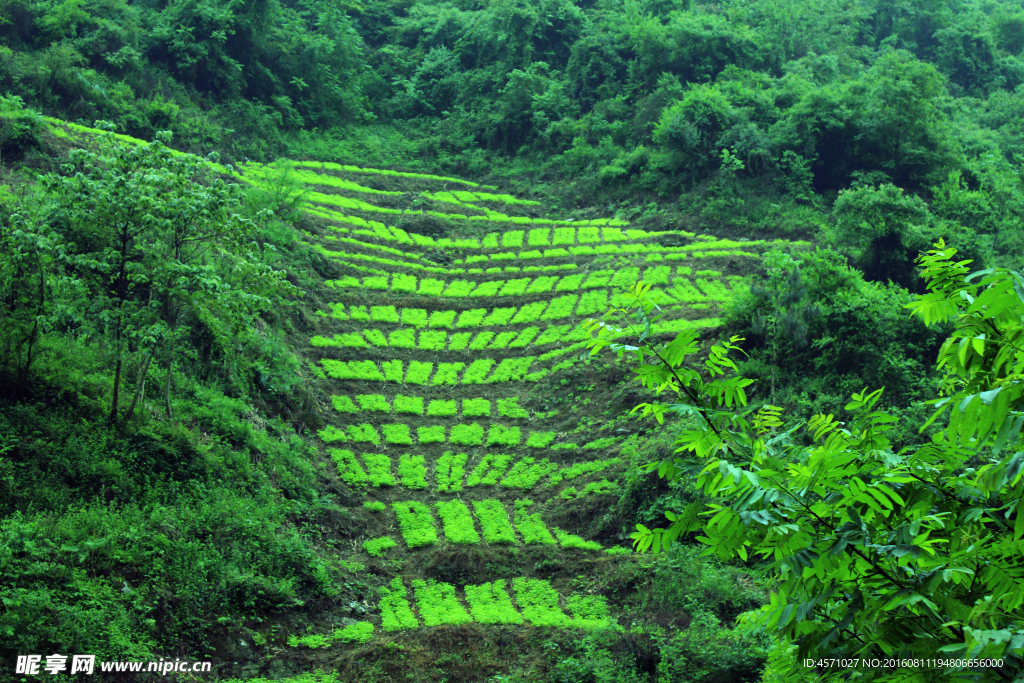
[1,0,1023,680]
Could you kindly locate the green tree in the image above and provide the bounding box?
[580,244,1024,681]
[38,125,296,422]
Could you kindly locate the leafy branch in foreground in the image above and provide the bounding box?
[578,261,1024,682]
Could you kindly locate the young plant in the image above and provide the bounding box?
[461,359,496,384]
[388,328,416,349]
[431,362,466,385]
[482,307,517,325]
[412,580,473,626]
[464,581,524,624]
[483,357,535,382]
[508,327,540,348]
[426,399,458,417]
[435,500,481,544]
[330,449,368,487]
[363,536,397,557]
[417,330,447,351]
[416,425,446,444]
[348,423,381,445]
[331,395,359,413]
[472,500,517,545]
[382,424,413,445]
[398,454,427,489]
[552,527,602,551]
[392,501,438,548]
[449,423,484,446]
[405,361,433,385]
[500,457,556,488]
[402,308,428,327]
[447,332,472,351]
[462,398,491,418]
[380,577,420,631]
[371,305,400,323]
[497,396,530,418]
[356,394,391,413]
[513,499,556,545]
[511,578,570,626]
[469,332,496,350]
[427,310,457,328]
[466,453,514,487]
[394,394,424,415]
[525,432,557,448]
[362,453,396,486]
[455,309,487,328]
[526,276,558,294]
[486,424,521,447]
[364,500,387,512]
[436,451,467,492]
[335,622,375,643]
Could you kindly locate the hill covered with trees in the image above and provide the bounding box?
[1,0,1023,681]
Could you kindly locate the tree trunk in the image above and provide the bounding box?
[164,356,173,420]
[124,350,155,421]
[109,317,123,423]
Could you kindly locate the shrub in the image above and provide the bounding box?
[412,580,473,626]
[486,425,521,447]
[406,361,434,385]
[331,395,359,413]
[398,454,427,489]
[435,500,481,544]
[473,500,517,545]
[392,501,437,548]
[469,332,496,350]
[560,486,579,499]
[419,279,445,296]
[509,301,546,324]
[380,578,420,631]
[483,357,535,382]
[336,622,375,643]
[418,330,447,351]
[417,425,446,444]
[576,290,609,317]
[525,276,557,294]
[512,578,569,625]
[331,449,368,487]
[363,536,397,557]
[436,451,467,492]
[508,327,540,348]
[448,332,472,351]
[427,311,457,328]
[467,453,514,486]
[525,432,557,448]
[513,500,556,545]
[566,595,611,628]
[450,423,484,446]
[462,398,491,418]
[465,581,524,624]
[497,396,530,418]
[356,394,391,412]
[583,479,617,496]
[426,400,457,417]
[500,457,556,488]
[553,528,602,551]
[431,362,466,385]
[402,308,428,327]
[348,424,381,445]
[382,424,413,445]
[462,359,496,384]
[394,395,424,415]
[363,453,396,486]
[363,500,386,512]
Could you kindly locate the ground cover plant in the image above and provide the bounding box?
[436,451,468,492]
[412,580,474,626]
[434,500,481,544]
[472,500,518,545]
[392,501,438,548]
[513,499,556,545]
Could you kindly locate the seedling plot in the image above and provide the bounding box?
[436,451,468,492]
[466,453,514,487]
[394,395,424,415]
[581,270,613,289]
[464,581,524,624]
[555,274,584,291]
[406,361,434,385]
[348,423,381,445]
[472,500,517,545]
[380,577,421,631]
[450,423,484,446]
[483,357,535,383]
[567,594,612,629]
[512,578,571,626]
[486,424,521,447]
[489,331,517,349]
[526,432,557,448]
[418,330,447,351]
[382,424,413,445]
[469,332,495,350]
[311,332,366,348]
[393,501,438,548]
[526,276,558,294]
[319,425,348,442]
[482,307,517,325]
[509,301,546,324]
[448,332,472,351]
[553,528,602,550]
[363,536,397,557]
[695,278,732,300]
[551,228,575,246]
[412,580,474,626]
[462,359,496,384]
[356,394,391,413]
[426,400,457,417]
[497,396,530,418]
[435,500,481,544]
[549,457,622,485]
[575,290,608,317]
[432,362,465,386]
[417,425,446,444]
[455,309,487,328]
[331,395,359,413]
[462,398,491,417]
[500,457,557,488]
[362,453,397,486]
[389,328,416,348]
[331,449,368,486]
[514,499,556,545]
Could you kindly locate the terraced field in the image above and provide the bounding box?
[225,158,803,655]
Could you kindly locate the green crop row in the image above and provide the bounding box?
[363,536,397,557]
[376,577,611,631]
[380,577,420,632]
[560,479,619,500]
[413,580,474,627]
[318,358,537,385]
[467,453,515,487]
[398,454,428,489]
[436,451,467,492]
[393,500,438,548]
[320,421,571,448]
[324,270,643,298]
[435,500,480,545]
[553,527,603,551]
[501,457,558,489]
[513,499,556,545]
[549,458,622,486]
[472,500,517,545]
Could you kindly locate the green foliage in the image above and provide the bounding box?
[553,528,602,551]
[450,423,484,446]
[392,501,437,548]
[398,454,427,489]
[331,449,368,487]
[465,580,524,624]
[486,424,521,447]
[427,400,457,417]
[585,256,1024,680]
[467,454,515,487]
[512,578,570,626]
[435,500,480,545]
[380,578,420,631]
[500,457,557,488]
[473,500,518,545]
[416,425,446,444]
[412,579,473,626]
[356,394,391,413]
[362,453,396,487]
[513,499,556,545]
[463,398,492,417]
[363,500,386,512]
[363,536,397,557]
[394,395,424,415]
[436,451,468,493]
[497,396,530,419]
[336,621,374,644]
